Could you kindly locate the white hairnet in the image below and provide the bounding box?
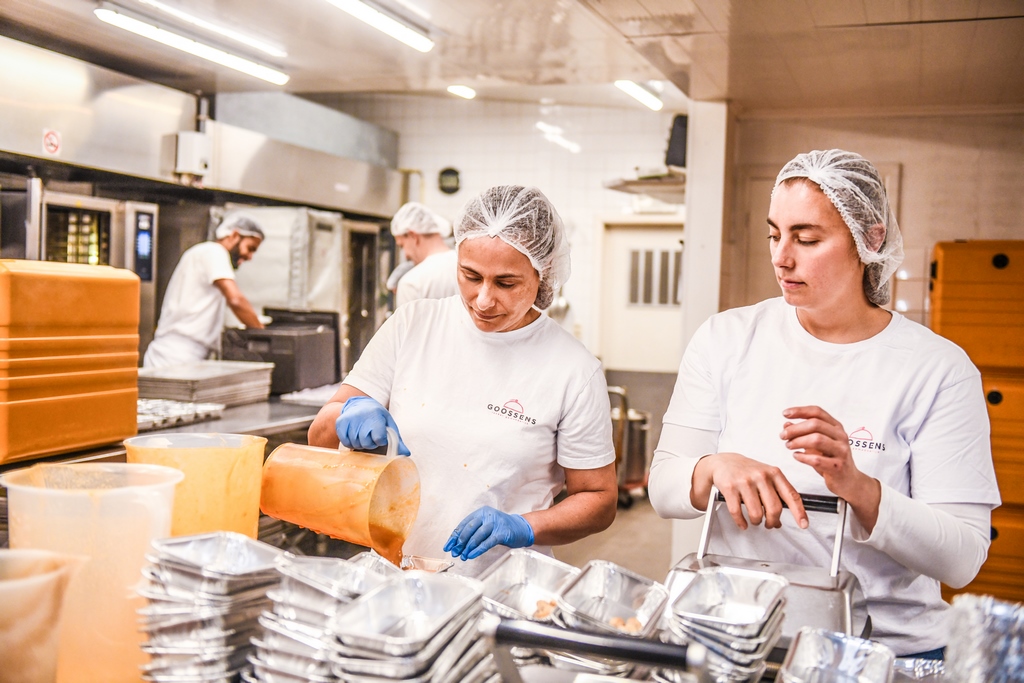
[774,149,903,306]
[215,214,265,241]
[391,202,452,237]
[453,185,570,310]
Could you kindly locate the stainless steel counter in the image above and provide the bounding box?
[0,398,322,471]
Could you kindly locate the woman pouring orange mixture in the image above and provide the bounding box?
[308,185,618,576]
[649,150,1000,659]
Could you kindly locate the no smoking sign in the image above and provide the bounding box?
[42,129,62,156]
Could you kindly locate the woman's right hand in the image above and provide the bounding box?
[691,452,808,530]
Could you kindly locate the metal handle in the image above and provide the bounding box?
[697,485,848,578]
[479,613,706,683]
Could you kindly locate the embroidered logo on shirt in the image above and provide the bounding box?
[486,399,538,425]
[848,427,886,452]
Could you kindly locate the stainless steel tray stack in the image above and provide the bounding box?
[325,571,498,683]
[246,553,393,683]
[138,361,275,407]
[136,532,283,683]
[658,567,787,683]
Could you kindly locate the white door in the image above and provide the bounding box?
[600,223,685,372]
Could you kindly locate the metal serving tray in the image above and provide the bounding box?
[478,549,581,621]
[276,553,385,600]
[327,571,484,656]
[150,532,282,577]
[556,560,668,638]
[671,566,787,633]
[332,615,481,681]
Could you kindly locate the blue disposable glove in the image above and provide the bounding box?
[335,396,410,455]
[443,506,535,561]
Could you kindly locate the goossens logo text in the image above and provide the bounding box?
[487,399,537,426]
[848,427,886,452]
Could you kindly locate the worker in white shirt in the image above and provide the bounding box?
[390,202,458,307]
[648,150,1000,658]
[143,214,265,368]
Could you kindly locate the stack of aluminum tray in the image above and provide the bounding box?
[659,567,787,683]
[137,399,226,431]
[550,559,669,677]
[138,361,275,407]
[245,553,392,683]
[137,532,282,683]
[325,571,498,683]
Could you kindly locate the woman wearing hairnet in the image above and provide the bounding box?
[649,150,1000,658]
[309,185,618,576]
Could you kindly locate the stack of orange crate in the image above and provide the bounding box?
[0,260,140,465]
[929,240,1024,604]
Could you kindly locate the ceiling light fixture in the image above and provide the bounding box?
[132,0,287,57]
[322,0,434,53]
[615,80,663,111]
[447,85,476,100]
[94,5,289,85]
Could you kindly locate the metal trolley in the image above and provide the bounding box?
[607,386,652,509]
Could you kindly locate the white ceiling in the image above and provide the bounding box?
[0,0,1022,113]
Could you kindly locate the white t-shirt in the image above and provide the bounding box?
[660,297,1000,654]
[150,242,235,353]
[343,295,616,576]
[395,250,458,308]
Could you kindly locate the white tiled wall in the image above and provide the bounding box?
[737,114,1024,326]
[320,94,680,352]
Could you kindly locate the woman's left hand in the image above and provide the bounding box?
[444,506,535,561]
[781,405,882,531]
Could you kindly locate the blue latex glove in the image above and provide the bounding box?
[443,506,534,561]
[335,396,410,455]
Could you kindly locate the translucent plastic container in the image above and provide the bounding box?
[260,441,420,566]
[124,433,267,538]
[0,549,83,683]
[0,462,184,683]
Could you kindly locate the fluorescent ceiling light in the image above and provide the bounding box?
[94,6,289,85]
[132,0,287,57]
[323,0,434,53]
[615,80,663,111]
[447,85,476,99]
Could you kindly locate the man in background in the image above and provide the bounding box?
[143,214,265,368]
[390,202,457,307]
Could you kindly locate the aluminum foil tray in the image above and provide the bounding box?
[144,561,278,596]
[347,550,403,577]
[327,571,484,656]
[248,653,335,683]
[252,638,334,679]
[779,627,895,683]
[478,548,581,622]
[151,532,282,577]
[672,566,787,634]
[331,615,480,680]
[276,553,385,600]
[668,598,785,654]
[556,560,668,638]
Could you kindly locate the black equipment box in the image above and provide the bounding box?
[222,325,336,395]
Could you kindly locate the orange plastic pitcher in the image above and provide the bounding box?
[260,429,419,566]
[124,433,266,538]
